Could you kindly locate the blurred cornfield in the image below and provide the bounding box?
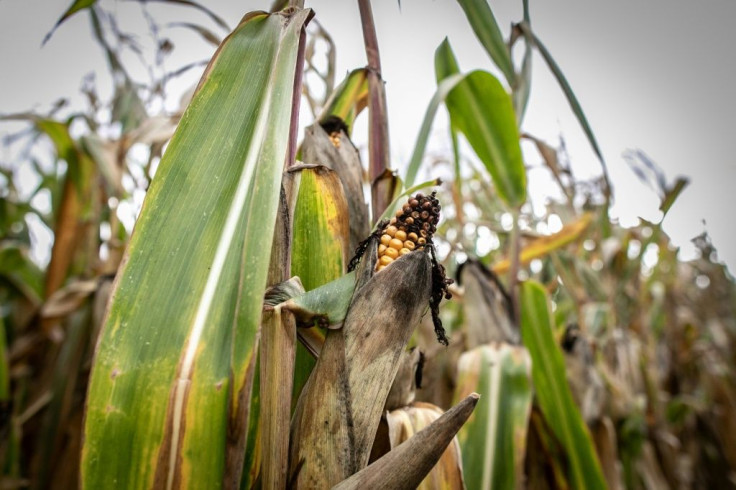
[1,0,734,489]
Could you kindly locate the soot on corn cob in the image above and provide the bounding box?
[348,191,453,345]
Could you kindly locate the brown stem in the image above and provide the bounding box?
[358,0,391,222]
[508,207,522,325]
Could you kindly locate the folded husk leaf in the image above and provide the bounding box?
[333,393,479,490]
[385,401,466,490]
[458,259,517,347]
[300,127,369,254]
[288,241,432,488]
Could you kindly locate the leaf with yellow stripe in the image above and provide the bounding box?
[318,68,369,133]
[493,212,593,274]
[454,344,533,489]
[81,8,312,489]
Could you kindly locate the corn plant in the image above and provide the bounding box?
[1,0,735,489]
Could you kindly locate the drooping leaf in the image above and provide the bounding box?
[659,177,688,218]
[43,0,97,46]
[167,22,222,46]
[145,0,230,31]
[81,9,312,489]
[282,271,356,328]
[520,281,607,489]
[404,39,465,187]
[493,212,593,274]
[518,23,607,174]
[435,40,527,208]
[456,0,515,86]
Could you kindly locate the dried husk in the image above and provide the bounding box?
[288,239,432,487]
[333,393,479,490]
[385,401,466,489]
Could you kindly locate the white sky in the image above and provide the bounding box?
[1,0,735,273]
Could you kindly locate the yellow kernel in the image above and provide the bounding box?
[403,240,415,250]
[385,225,398,237]
[395,208,404,217]
[408,232,418,242]
[376,264,386,271]
[390,217,397,224]
[395,230,407,241]
[384,247,399,259]
[378,244,387,254]
[417,237,426,245]
[399,248,411,256]
[389,238,404,250]
[380,255,394,266]
[381,234,391,246]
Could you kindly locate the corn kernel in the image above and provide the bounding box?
[378,244,387,254]
[394,230,407,241]
[417,237,426,245]
[381,234,391,246]
[389,238,404,250]
[399,248,411,256]
[403,241,415,250]
[384,247,399,259]
[408,232,418,242]
[376,264,386,271]
[386,225,398,237]
[380,255,394,266]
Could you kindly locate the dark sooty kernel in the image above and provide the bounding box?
[421,211,429,220]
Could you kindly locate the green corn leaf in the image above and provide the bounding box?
[404,39,465,187]
[659,177,688,218]
[286,163,351,435]
[454,344,533,490]
[43,0,97,45]
[282,271,356,328]
[81,9,312,489]
[456,0,516,87]
[435,40,526,208]
[318,68,369,133]
[520,281,607,489]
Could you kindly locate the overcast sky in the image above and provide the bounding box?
[1,0,735,273]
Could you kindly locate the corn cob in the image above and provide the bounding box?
[376,191,441,271]
[347,191,452,345]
